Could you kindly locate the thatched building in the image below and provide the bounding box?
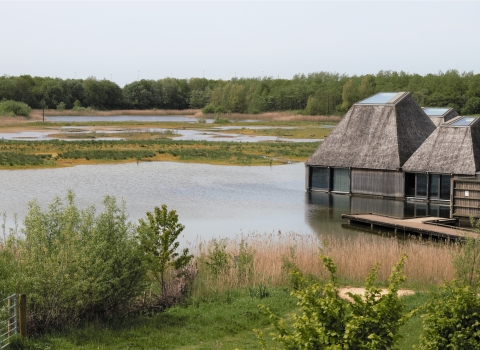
[402,116,480,201]
[306,92,436,198]
[422,107,458,127]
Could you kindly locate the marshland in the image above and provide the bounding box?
[1,70,480,348]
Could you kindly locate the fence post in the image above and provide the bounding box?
[18,294,26,337]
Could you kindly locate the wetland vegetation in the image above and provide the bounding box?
[0,139,320,168]
[2,193,478,349]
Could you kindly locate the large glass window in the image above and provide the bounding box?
[310,167,329,190]
[429,174,439,198]
[416,173,427,197]
[440,175,451,200]
[332,168,350,192]
[358,93,397,104]
[405,173,415,197]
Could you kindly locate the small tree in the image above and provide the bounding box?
[137,205,193,296]
[258,254,409,349]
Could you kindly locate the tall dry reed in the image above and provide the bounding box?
[31,109,200,117]
[190,232,457,297]
[194,111,342,122]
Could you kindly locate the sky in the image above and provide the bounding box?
[1,1,479,87]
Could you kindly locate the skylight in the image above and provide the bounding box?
[423,108,449,116]
[357,93,398,104]
[450,117,476,127]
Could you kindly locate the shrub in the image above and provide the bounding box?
[416,283,480,349]
[56,102,66,111]
[7,192,146,332]
[202,104,215,114]
[214,105,226,114]
[214,116,230,124]
[0,100,31,117]
[258,254,409,349]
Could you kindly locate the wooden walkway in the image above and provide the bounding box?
[342,213,477,241]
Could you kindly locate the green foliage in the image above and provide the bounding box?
[202,104,215,114]
[235,238,255,284]
[0,152,50,166]
[304,96,323,116]
[214,115,230,124]
[56,102,66,111]
[0,100,31,117]
[58,149,156,161]
[214,105,227,114]
[6,192,146,332]
[462,96,480,114]
[201,238,230,276]
[137,204,194,295]
[416,283,480,349]
[259,254,409,349]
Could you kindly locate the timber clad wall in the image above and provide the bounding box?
[351,169,404,197]
[452,178,480,217]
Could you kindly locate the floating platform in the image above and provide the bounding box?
[342,213,477,241]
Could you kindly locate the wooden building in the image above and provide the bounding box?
[305,92,436,198]
[422,107,458,127]
[403,116,480,203]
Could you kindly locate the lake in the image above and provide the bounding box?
[0,162,449,241]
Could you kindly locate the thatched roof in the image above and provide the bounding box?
[403,116,480,175]
[423,107,458,127]
[306,92,436,170]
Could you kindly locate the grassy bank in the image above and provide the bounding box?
[0,139,320,168]
[14,231,457,349]
[14,290,429,350]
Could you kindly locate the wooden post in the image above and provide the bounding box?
[18,294,26,337]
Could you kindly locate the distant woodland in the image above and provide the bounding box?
[2,69,480,115]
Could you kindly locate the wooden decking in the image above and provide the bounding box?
[342,213,477,241]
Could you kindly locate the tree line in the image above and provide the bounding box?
[2,69,480,115]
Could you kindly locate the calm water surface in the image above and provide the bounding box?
[0,162,449,241]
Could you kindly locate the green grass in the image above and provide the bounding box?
[11,288,433,350]
[18,288,297,350]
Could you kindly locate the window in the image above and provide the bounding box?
[440,175,451,200]
[332,168,350,192]
[310,167,329,190]
[423,108,449,116]
[416,173,427,197]
[405,173,415,197]
[357,92,398,105]
[429,174,439,198]
[451,117,476,126]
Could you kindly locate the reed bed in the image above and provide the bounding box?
[190,232,457,298]
[195,111,342,122]
[0,116,34,126]
[30,109,200,118]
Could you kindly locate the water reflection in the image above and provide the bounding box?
[0,162,451,242]
[305,191,451,238]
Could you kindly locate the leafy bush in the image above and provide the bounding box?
[214,105,226,114]
[258,254,409,349]
[0,100,31,117]
[56,102,66,111]
[202,104,215,114]
[214,116,230,124]
[4,192,146,332]
[416,283,480,349]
